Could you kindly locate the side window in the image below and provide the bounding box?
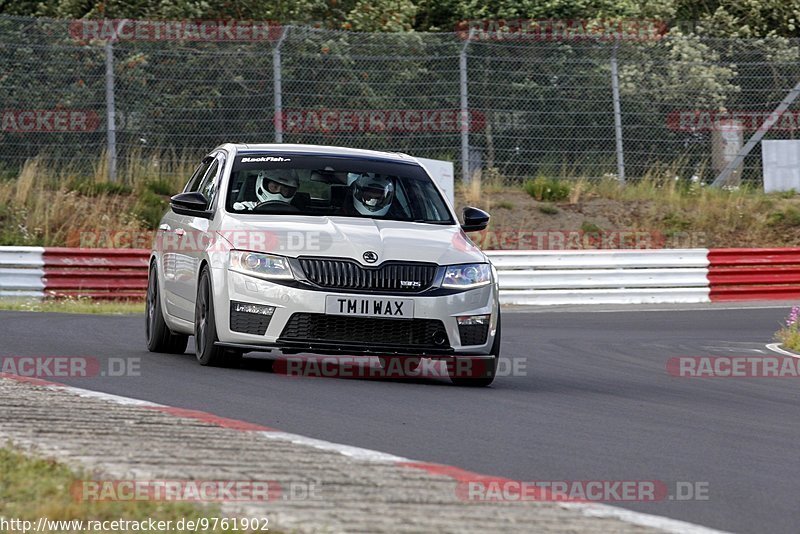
[197,159,221,209]
[184,158,213,192]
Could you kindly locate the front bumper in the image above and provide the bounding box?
[210,267,499,356]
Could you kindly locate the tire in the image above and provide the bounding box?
[146,263,189,354]
[449,310,501,387]
[195,267,241,367]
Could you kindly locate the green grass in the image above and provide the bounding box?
[0,299,144,315]
[0,446,249,533]
[523,175,571,202]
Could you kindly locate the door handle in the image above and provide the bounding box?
[174,228,186,237]
[158,224,171,232]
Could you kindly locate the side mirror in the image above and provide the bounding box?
[461,206,490,232]
[170,192,212,218]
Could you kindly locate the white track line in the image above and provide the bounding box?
[765,343,800,359]
[563,503,730,534]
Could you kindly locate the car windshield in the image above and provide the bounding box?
[225,154,454,224]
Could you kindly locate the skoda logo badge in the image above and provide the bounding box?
[363,251,378,264]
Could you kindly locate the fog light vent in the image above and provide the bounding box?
[457,315,490,346]
[230,301,275,335]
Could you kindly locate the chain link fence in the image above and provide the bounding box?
[2,15,800,184]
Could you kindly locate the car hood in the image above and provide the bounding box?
[216,215,486,266]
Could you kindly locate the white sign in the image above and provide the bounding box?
[415,157,455,206]
[762,140,800,193]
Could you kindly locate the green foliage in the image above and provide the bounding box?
[0,205,42,246]
[767,206,800,227]
[4,0,800,37]
[662,211,693,231]
[144,179,178,196]
[346,0,418,31]
[69,179,133,197]
[538,204,559,215]
[523,176,570,201]
[134,187,169,229]
[580,220,602,233]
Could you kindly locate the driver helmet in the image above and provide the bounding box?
[255,169,299,204]
[352,174,394,216]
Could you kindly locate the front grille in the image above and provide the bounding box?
[298,258,436,292]
[280,313,450,348]
[458,323,489,346]
[230,303,272,335]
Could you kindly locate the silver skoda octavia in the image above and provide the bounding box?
[146,144,501,386]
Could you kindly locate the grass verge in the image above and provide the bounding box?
[775,306,800,352]
[3,155,800,248]
[0,446,252,533]
[456,175,800,248]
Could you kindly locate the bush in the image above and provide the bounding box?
[523,176,570,202]
[134,189,169,229]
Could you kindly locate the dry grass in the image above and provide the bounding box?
[3,155,800,249]
[0,154,194,247]
[454,170,800,249]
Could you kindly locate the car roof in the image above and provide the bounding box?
[218,143,419,164]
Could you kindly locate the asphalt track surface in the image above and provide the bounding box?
[1,305,798,533]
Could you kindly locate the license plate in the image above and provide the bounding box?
[325,295,414,319]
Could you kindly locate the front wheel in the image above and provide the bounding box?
[449,311,501,387]
[195,267,241,367]
[145,263,189,354]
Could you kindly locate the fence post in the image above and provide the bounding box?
[273,26,289,143]
[711,80,800,187]
[104,40,117,182]
[610,39,625,183]
[459,29,473,183]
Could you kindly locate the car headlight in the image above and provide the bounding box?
[229,251,294,280]
[442,263,492,289]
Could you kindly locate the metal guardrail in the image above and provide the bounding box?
[0,246,45,298]
[0,247,148,300]
[708,248,800,301]
[485,250,711,305]
[2,246,799,304]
